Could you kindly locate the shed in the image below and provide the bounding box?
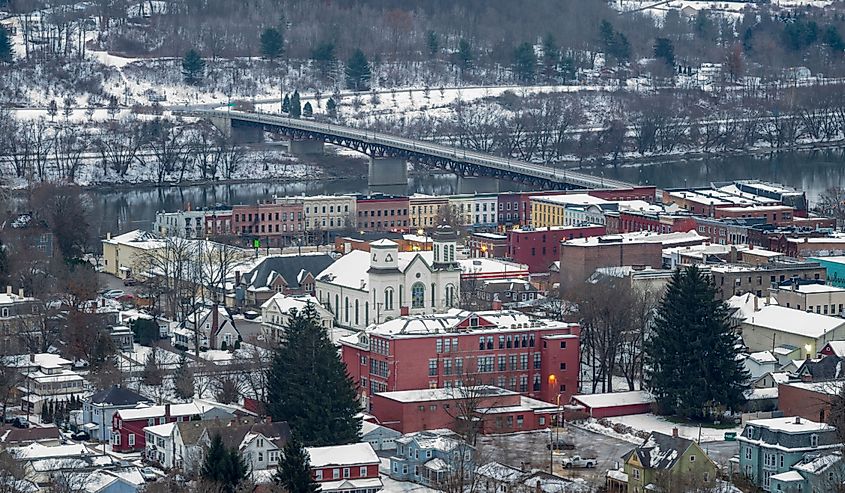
[571,390,654,418]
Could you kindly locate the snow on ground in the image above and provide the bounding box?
[575,419,644,445]
[119,344,185,370]
[606,413,743,443]
[380,475,441,493]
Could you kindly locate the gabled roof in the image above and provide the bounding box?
[89,386,151,406]
[306,442,379,468]
[628,432,695,471]
[241,254,334,291]
[797,355,845,381]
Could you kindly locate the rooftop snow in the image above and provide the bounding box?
[376,385,516,403]
[306,443,378,468]
[728,294,845,339]
[572,390,654,409]
[747,416,834,433]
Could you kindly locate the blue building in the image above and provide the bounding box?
[389,429,475,487]
[736,416,841,492]
[810,257,845,288]
[769,452,844,493]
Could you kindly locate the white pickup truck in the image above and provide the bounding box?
[561,455,597,468]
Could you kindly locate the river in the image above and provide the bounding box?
[84,149,845,240]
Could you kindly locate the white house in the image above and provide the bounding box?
[182,305,241,350]
[83,386,153,443]
[316,226,461,330]
[260,293,334,343]
[744,351,780,381]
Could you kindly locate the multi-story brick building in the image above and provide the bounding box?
[356,195,410,232]
[299,195,357,239]
[508,225,606,273]
[467,232,508,259]
[605,210,697,235]
[530,194,610,228]
[339,309,580,408]
[231,200,305,247]
[409,195,448,231]
[204,210,234,237]
[710,260,826,299]
[714,205,794,225]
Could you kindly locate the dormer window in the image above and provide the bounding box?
[810,434,819,448]
[470,316,479,327]
[746,427,754,438]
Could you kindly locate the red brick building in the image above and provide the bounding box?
[204,210,234,237]
[467,232,508,259]
[339,310,581,407]
[714,205,794,225]
[306,443,382,493]
[231,200,304,247]
[605,210,697,235]
[777,382,836,423]
[370,386,558,434]
[587,186,657,202]
[508,225,606,273]
[356,195,410,233]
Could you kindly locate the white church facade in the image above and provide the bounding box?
[315,226,462,330]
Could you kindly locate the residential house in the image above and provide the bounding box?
[236,253,334,307]
[744,351,780,381]
[478,279,541,309]
[0,289,44,354]
[307,442,383,493]
[83,386,153,443]
[621,430,717,493]
[389,429,475,487]
[17,353,84,415]
[260,293,334,344]
[737,416,840,491]
[770,451,845,493]
[361,420,401,452]
[10,442,121,489]
[101,230,165,279]
[0,426,61,446]
[477,462,588,493]
[182,305,241,351]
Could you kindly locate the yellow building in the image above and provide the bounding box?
[530,193,608,228]
[621,431,717,493]
[409,195,448,230]
[101,230,165,279]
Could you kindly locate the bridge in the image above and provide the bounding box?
[175,108,634,191]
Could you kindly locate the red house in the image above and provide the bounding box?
[340,310,581,406]
[306,442,383,493]
[371,386,558,434]
[508,225,606,273]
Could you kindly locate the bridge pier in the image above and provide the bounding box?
[369,156,408,195]
[287,138,324,156]
[456,176,501,194]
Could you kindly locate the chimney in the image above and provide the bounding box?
[107,232,112,240]
[164,404,171,418]
[211,305,219,349]
[492,299,503,311]
[795,416,802,425]
[17,288,23,298]
[235,271,241,286]
[29,353,35,363]
[5,286,10,295]
[753,295,759,312]
[729,246,738,263]
[672,427,679,438]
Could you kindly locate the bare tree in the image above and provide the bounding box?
[816,187,845,229]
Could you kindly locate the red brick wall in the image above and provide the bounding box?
[778,384,832,423]
[356,198,410,232]
[559,241,662,290]
[508,226,606,273]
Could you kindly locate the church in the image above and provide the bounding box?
[315,225,462,330]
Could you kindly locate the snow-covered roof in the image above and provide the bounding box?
[476,461,523,482]
[3,353,72,369]
[11,442,89,460]
[458,258,529,277]
[359,309,574,339]
[395,429,465,452]
[117,401,215,420]
[793,283,845,294]
[572,390,654,409]
[371,239,398,247]
[144,422,176,436]
[260,293,325,316]
[769,470,804,482]
[318,478,383,491]
[376,385,515,403]
[564,230,706,247]
[823,341,845,356]
[306,443,378,468]
[533,193,609,206]
[748,351,778,364]
[792,452,842,474]
[746,416,833,434]
[729,294,845,339]
[103,229,165,249]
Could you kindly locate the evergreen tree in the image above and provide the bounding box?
[142,350,163,386]
[513,42,537,83]
[653,38,675,67]
[644,266,750,420]
[824,25,845,53]
[303,102,313,117]
[290,90,301,118]
[560,56,576,83]
[0,26,11,63]
[541,33,559,80]
[173,352,195,400]
[131,317,158,345]
[311,41,337,78]
[275,435,319,493]
[47,100,58,122]
[426,30,439,57]
[266,304,361,446]
[456,38,473,71]
[345,49,371,92]
[182,49,205,85]
[201,433,227,483]
[282,94,290,113]
[599,20,615,53]
[260,27,284,60]
[326,97,337,118]
[200,432,249,493]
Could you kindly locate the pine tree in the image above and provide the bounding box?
[303,102,313,117]
[174,352,195,400]
[345,49,371,92]
[142,350,163,386]
[201,433,228,483]
[644,266,750,420]
[290,90,301,118]
[260,27,284,60]
[426,30,439,57]
[275,435,319,493]
[513,42,536,83]
[0,26,12,63]
[282,94,291,113]
[653,38,675,67]
[541,33,559,81]
[266,304,361,446]
[311,41,337,79]
[182,49,205,85]
[47,100,58,122]
[326,97,337,118]
[456,38,473,71]
[201,432,249,493]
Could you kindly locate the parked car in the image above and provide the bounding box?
[123,278,139,286]
[12,417,30,429]
[116,294,135,303]
[70,431,89,441]
[102,289,125,299]
[547,437,575,450]
[562,455,597,468]
[140,467,158,482]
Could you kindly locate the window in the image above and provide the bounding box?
[689,455,696,462]
[384,288,394,311]
[411,283,425,309]
[428,359,438,376]
[436,339,443,353]
[316,470,323,481]
[333,469,340,479]
[128,434,135,446]
[811,434,819,447]
[744,447,752,460]
[534,353,541,369]
[633,469,641,480]
[360,466,367,477]
[343,468,350,478]
[258,451,264,462]
[560,362,567,371]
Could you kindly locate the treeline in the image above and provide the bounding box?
[362,83,845,164]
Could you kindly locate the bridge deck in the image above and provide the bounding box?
[177,108,634,190]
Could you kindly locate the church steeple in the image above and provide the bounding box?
[432,225,459,270]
